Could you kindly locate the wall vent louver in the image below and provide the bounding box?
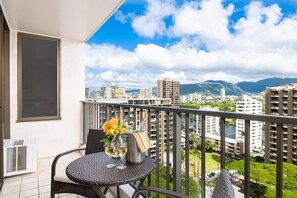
[3,139,37,177]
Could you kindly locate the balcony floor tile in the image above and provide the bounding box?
[0,152,117,198]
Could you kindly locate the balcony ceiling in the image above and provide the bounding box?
[0,0,124,41]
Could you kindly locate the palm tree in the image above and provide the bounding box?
[189,132,198,149]
[212,142,220,172]
[191,147,201,181]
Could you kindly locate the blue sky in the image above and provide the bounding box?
[86,0,297,89]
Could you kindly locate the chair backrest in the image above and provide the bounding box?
[85,129,105,155]
[211,169,236,198]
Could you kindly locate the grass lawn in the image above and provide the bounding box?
[206,153,220,173]
[188,152,234,177]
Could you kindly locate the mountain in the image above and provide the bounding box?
[126,89,140,93]
[180,80,245,96]
[125,77,297,96]
[236,77,297,93]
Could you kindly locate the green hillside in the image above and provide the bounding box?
[180,80,245,96]
[236,77,297,93]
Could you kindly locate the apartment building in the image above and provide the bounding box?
[139,87,152,98]
[128,98,173,163]
[205,133,244,157]
[101,82,126,99]
[157,78,180,107]
[193,93,202,103]
[193,107,220,135]
[236,97,263,152]
[265,84,297,164]
[220,88,226,101]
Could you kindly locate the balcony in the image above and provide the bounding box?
[3,96,297,198]
[81,102,297,198]
[270,106,279,110]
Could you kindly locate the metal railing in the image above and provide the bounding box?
[82,101,297,198]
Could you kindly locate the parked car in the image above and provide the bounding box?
[208,172,216,178]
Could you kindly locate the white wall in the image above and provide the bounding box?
[9,30,85,159]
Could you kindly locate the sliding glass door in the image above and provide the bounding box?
[0,8,10,189]
[0,10,4,189]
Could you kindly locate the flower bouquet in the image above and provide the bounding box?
[101,117,127,146]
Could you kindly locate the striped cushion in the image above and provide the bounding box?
[212,169,236,198]
[132,132,153,153]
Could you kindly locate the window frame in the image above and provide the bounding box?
[17,32,61,122]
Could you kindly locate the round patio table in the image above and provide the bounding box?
[66,152,154,198]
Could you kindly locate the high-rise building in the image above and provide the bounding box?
[193,107,220,135]
[85,88,89,99]
[101,82,126,99]
[128,98,173,163]
[113,87,125,98]
[236,96,262,152]
[157,78,180,107]
[193,93,202,103]
[220,88,225,101]
[265,84,297,164]
[139,87,152,98]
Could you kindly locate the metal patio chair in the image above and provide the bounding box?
[132,169,235,198]
[51,129,105,198]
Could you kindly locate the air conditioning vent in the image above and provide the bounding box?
[13,140,24,146]
[3,139,37,177]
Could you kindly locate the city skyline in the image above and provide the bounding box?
[86,0,297,89]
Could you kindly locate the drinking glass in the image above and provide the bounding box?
[105,141,116,168]
[117,137,127,170]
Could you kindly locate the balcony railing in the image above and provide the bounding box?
[82,101,297,198]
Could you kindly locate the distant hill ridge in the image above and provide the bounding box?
[236,77,297,93]
[180,80,244,96]
[125,77,297,95]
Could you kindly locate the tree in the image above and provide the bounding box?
[227,160,297,197]
[250,168,268,197]
[212,142,220,171]
[189,132,201,149]
[145,165,199,198]
[181,149,186,162]
[191,147,201,181]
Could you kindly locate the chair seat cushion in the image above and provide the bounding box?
[54,168,77,184]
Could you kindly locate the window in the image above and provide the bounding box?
[18,33,60,121]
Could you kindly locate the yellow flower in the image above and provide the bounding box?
[102,117,127,138]
[110,117,119,126]
[102,121,112,132]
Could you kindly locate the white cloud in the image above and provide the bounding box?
[115,11,135,24]
[86,0,297,89]
[85,44,139,72]
[169,0,234,50]
[131,0,176,38]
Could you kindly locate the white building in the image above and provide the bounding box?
[139,87,152,98]
[220,88,226,101]
[102,86,112,99]
[180,95,187,102]
[193,93,202,103]
[236,97,263,151]
[101,82,126,99]
[193,107,220,135]
[187,94,193,102]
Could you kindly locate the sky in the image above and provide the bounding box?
[85,0,297,90]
